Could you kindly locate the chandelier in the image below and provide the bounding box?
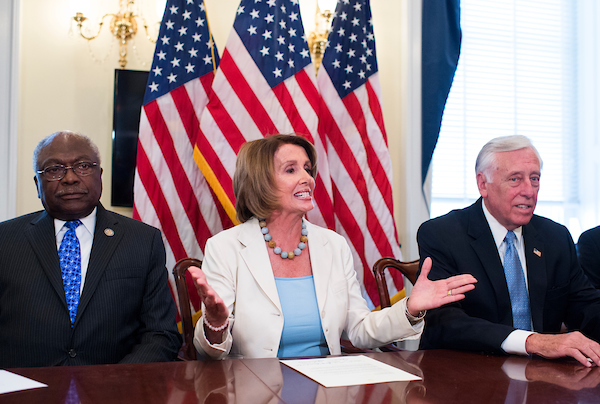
[72,0,159,69]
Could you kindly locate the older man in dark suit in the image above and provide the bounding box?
[0,131,181,367]
[418,135,600,367]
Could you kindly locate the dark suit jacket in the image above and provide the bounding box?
[578,226,600,289]
[417,198,600,354]
[0,204,181,367]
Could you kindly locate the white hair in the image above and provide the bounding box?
[475,135,543,182]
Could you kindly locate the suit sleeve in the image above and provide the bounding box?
[328,234,422,349]
[577,229,600,289]
[564,227,600,340]
[119,228,181,363]
[417,220,515,354]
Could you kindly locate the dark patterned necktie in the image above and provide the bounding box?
[59,220,82,326]
[503,231,532,331]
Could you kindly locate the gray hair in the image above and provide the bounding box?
[32,131,101,172]
[475,135,543,181]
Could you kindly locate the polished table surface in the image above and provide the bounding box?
[4,350,600,403]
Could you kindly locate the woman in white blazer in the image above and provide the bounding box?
[191,135,476,359]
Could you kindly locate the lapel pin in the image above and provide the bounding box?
[104,228,115,237]
[533,248,541,257]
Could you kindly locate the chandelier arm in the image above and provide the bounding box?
[137,15,157,44]
[76,13,117,41]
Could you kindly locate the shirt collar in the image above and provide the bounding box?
[481,199,523,248]
[54,207,97,237]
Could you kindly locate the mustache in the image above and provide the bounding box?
[55,187,88,197]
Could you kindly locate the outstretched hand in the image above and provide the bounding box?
[188,266,229,335]
[406,257,477,316]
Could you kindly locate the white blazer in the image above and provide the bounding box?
[194,218,422,359]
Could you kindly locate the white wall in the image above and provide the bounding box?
[0,0,18,221]
[14,0,427,259]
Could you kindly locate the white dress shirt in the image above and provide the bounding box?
[54,207,97,294]
[481,202,534,355]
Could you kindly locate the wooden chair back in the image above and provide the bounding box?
[172,257,202,361]
[373,258,419,309]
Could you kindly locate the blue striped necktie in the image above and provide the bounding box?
[59,220,82,326]
[503,231,532,331]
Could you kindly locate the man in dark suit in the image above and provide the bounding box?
[578,226,600,289]
[418,135,600,367]
[0,131,181,367]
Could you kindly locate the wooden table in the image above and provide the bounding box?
[4,350,600,403]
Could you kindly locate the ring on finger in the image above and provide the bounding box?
[447,290,452,296]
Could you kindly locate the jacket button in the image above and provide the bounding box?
[68,349,77,358]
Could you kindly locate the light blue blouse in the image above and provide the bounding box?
[274,275,329,357]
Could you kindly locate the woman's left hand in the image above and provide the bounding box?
[406,257,477,316]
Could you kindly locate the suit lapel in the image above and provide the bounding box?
[238,219,282,311]
[522,221,546,331]
[24,211,67,308]
[467,200,514,326]
[306,221,332,310]
[76,204,123,322]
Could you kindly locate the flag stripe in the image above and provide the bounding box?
[321,100,394,258]
[365,79,388,146]
[295,68,321,116]
[331,181,379,302]
[272,82,311,135]
[195,124,238,203]
[139,105,203,258]
[167,89,216,246]
[135,136,188,260]
[171,85,200,144]
[342,91,394,215]
[220,49,279,134]
[146,100,201,235]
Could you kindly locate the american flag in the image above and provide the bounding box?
[318,0,403,307]
[195,0,335,229]
[133,0,229,318]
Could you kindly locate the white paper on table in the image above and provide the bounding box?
[0,370,47,395]
[280,355,422,387]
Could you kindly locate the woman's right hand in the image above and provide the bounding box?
[188,266,229,339]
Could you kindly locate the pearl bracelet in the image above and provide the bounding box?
[203,315,229,332]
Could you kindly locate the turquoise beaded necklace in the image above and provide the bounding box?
[259,219,307,259]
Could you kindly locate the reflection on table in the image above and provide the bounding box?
[4,350,600,403]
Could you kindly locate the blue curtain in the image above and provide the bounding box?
[421,0,462,185]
